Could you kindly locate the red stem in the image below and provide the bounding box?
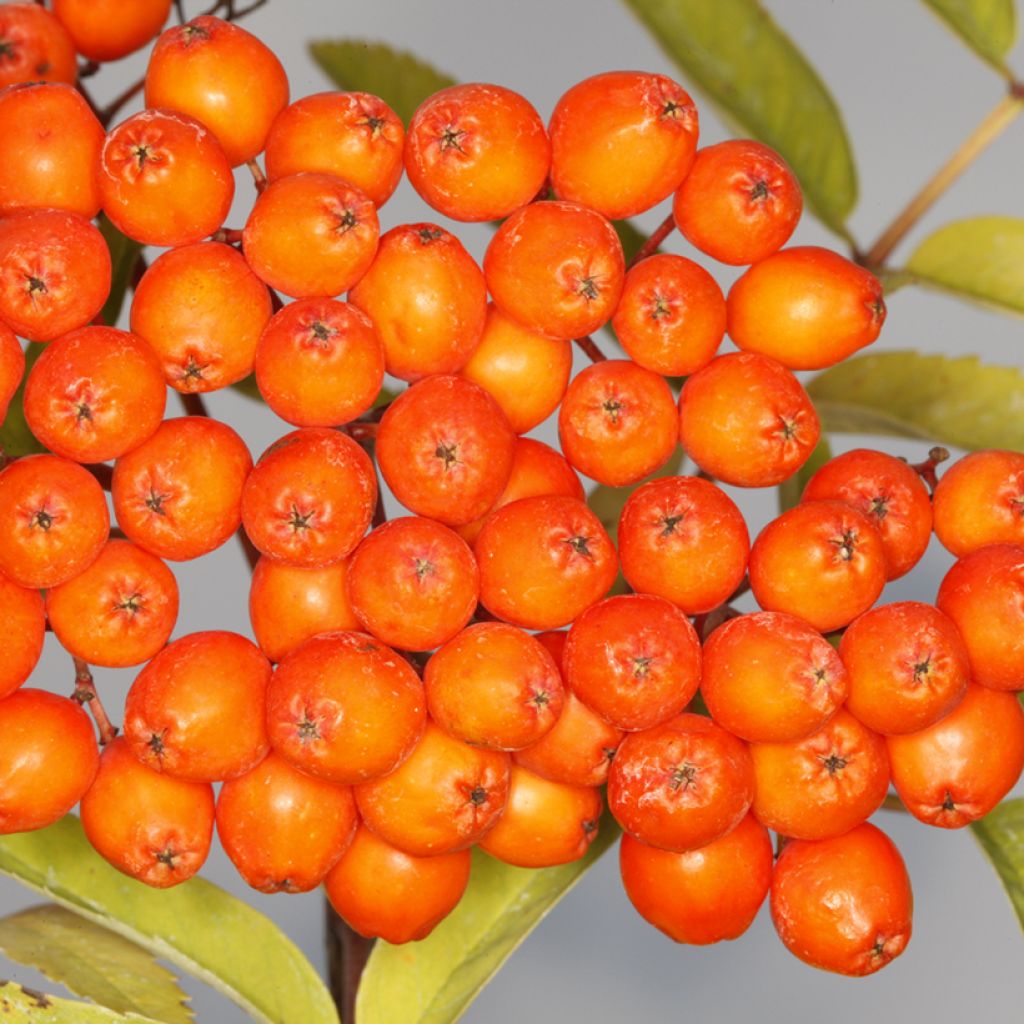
[72,658,118,746]
[574,335,607,363]
[628,212,675,269]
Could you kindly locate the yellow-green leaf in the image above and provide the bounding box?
[98,215,143,329]
[309,40,455,124]
[808,351,1024,450]
[0,980,166,1023]
[921,0,1017,74]
[0,343,46,458]
[777,436,833,512]
[0,817,338,1024]
[0,905,192,1024]
[356,817,620,1024]
[971,799,1024,926]
[620,0,857,236]
[906,216,1024,315]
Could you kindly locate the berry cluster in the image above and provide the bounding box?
[0,0,1021,980]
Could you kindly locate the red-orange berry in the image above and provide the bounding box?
[0,569,44,701]
[0,322,24,421]
[0,4,77,87]
[53,0,172,62]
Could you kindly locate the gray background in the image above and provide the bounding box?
[2,0,1024,1021]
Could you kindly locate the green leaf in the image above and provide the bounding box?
[356,815,620,1024]
[906,217,1024,315]
[807,351,1024,451]
[0,980,166,1023]
[309,40,456,124]
[971,799,1024,926]
[0,905,192,1024]
[0,817,339,1024]
[613,221,650,266]
[620,0,857,236]
[230,372,262,402]
[0,343,46,458]
[777,436,833,512]
[97,216,143,329]
[921,0,1017,74]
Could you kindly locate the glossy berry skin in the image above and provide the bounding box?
[376,375,515,527]
[0,454,109,589]
[771,823,912,976]
[0,569,45,701]
[264,91,405,207]
[131,241,272,393]
[701,611,848,744]
[354,720,510,856]
[0,5,77,87]
[887,684,1024,827]
[0,83,104,217]
[346,517,479,653]
[216,751,357,893]
[349,223,487,382]
[145,15,289,166]
[549,71,698,219]
[750,709,889,841]
[124,631,272,783]
[0,322,24,422]
[564,594,701,732]
[405,82,550,221]
[673,140,802,265]
[425,622,565,751]
[479,765,602,868]
[727,247,886,370]
[749,500,887,633]
[484,201,625,342]
[801,448,933,580]
[241,427,377,568]
[112,416,252,562]
[45,540,179,669]
[611,254,726,377]
[475,495,618,630]
[0,689,98,834]
[53,0,172,62]
[620,813,773,945]
[24,326,167,464]
[617,476,749,616]
[608,714,755,853]
[325,825,471,944]
[266,631,426,786]
[932,449,1024,556]
[936,544,1024,691]
[80,737,214,888]
[558,359,678,487]
[0,209,111,343]
[840,601,970,736]
[678,353,820,488]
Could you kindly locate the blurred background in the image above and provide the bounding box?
[2,0,1023,1021]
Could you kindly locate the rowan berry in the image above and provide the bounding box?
[0,4,77,87]
[0,569,44,701]
[53,0,172,62]
[0,322,24,421]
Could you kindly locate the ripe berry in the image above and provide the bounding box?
[0,569,44,701]
[0,5,77,87]
[53,0,172,62]
[0,322,25,422]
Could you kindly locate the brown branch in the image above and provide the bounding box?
[86,463,113,491]
[97,77,146,129]
[72,658,118,746]
[177,391,210,417]
[247,159,268,194]
[325,903,374,1024]
[574,335,607,363]
[627,213,675,269]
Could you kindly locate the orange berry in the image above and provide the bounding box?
[145,15,288,166]
[0,688,98,834]
[549,71,698,219]
[0,453,109,589]
[405,82,550,221]
[678,352,820,487]
[264,91,404,207]
[241,427,376,568]
[727,247,885,370]
[611,254,726,376]
[266,631,426,786]
[349,223,487,381]
[217,750,357,893]
[112,416,252,562]
[45,539,179,669]
[0,322,24,421]
[0,4,77,87]
[673,140,802,265]
[771,823,912,976]
[325,824,471,944]
[53,0,171,62]
[131,241,272,393]
[0,208,111,343]
[80,737,214,888]
[485,200,624,342]
[0,568,44,701]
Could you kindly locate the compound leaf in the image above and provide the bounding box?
[972,799,1024,929]
[921,0,1017,74]
[0,980,166,1023]
[98,215,143,329]
[777,436,833,512]
[0,343,46,458]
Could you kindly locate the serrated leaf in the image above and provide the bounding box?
[356,816,619,1024]
[921,0,1017,74]
[906,217,1024,315]
[0,980,166,1023]
[777,436,833,513]
[0,817,338,1024]
[807,351,1024,451]
[0,343,46,458]
[621,0,857,236]
[971,799,1024,927]
[0,905,192,1024]
[97,216,143,329]
[309,40,456,124]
